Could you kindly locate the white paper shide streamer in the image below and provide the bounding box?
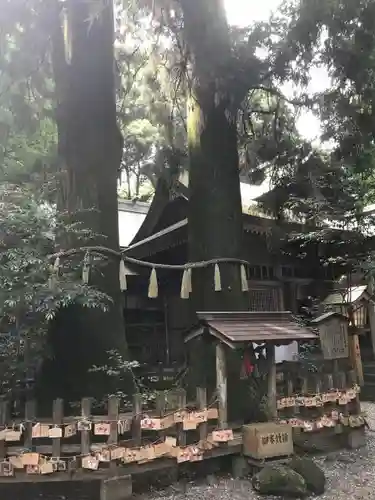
[119,258,127,291]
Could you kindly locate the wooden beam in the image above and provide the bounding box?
[216,342,228,429]
[266,343,277,419]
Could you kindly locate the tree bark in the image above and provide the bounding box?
[180,0,245,311]
[45,0,128,400]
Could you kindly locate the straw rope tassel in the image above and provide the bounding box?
[180,267,192,299]
[119,259,127,291]
[214,263,222,292]
[82,252,90,284]
[148,268,158,298]
[240,264,248,292]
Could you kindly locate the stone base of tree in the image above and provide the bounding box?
[231,455,250,478]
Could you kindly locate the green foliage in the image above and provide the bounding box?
[245,0,375,278]
[115,0,187,199]
[278,0,375,209]
[0,0,54,163]
[1,0,186,204]
[89,349,156,410]
[0,183,112,397]
[3,2,375,370]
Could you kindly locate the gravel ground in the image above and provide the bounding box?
[136,401,375,500]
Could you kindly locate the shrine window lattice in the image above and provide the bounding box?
[248,287,280,311]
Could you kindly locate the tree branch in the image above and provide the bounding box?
[251,86,316,107]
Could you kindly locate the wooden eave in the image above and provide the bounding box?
[184,311,317,349]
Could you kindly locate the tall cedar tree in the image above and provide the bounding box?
[180,0,245,312]
[47,0,128,399]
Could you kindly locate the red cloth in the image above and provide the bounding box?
[243,351,254,375]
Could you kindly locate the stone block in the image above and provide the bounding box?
[346,428,366,449]
[100,474,132,500]
[231,455,250,478]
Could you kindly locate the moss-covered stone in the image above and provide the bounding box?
[288,457,326,495]
[252,465,307,497]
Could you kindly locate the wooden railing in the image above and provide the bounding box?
[0,387,234,476]
[275,361,362,431]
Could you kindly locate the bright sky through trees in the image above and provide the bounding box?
[224,0,331,201]
[224,0,329,145]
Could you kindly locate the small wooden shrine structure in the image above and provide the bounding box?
[312,310,364,385]
[184,311,366,460]
[184,311,317,429]
[311,311,349,361]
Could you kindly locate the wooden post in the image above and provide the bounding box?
[216,342,227,429]
[107,396,119,474]
[80,398,91,456]
[155,392,166,442]
[266,343,277,420]
[52,399,64,459]
[24,399,36,451]
[349,333,364,386]
[132,394,142,447]
[315,376,324,419]
[0,401,8,460]
[197,387,208,442]
[348,369,361,414]
[300,376,308,420]
[287,376,298,418]
[176,389,186,447]
[339,370,350,420]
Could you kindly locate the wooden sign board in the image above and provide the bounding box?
[318,316,349,360]
[242,423,293,459]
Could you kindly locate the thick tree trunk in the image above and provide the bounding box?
[181,0,245,311]
[44,0,128,400]
[180,1,246,418]
[187,94,245,311]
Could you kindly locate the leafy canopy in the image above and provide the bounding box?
[0,182,112,396]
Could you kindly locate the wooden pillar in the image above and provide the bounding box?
[266,343,277,419]
[216,342,227,429]
[349,333,364,386]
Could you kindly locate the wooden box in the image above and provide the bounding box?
[242,422,293,459]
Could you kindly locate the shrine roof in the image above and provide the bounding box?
[323,286,368,305]
[184,311,317,349]
[123,174,364,259]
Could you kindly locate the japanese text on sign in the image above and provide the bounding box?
[260,432,289,446]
